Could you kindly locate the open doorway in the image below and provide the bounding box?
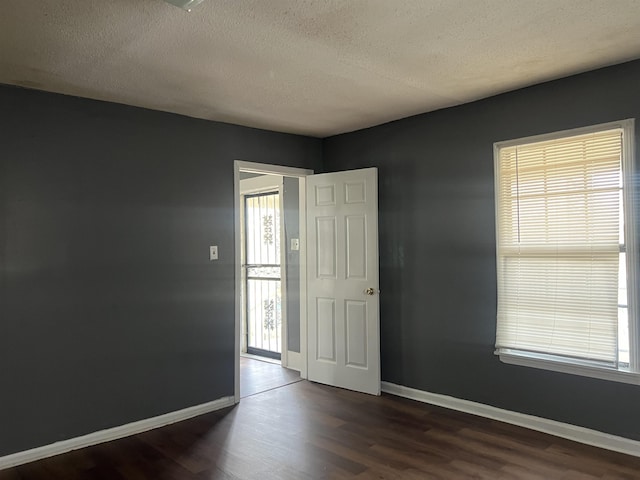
[235,162,381,401]
[234,162,313,401]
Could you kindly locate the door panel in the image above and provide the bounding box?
[345,300,368,368]
[346,215,367,279]
[315,184,336,205]
[316,298,337,363]
[345,181,366,204]
[316,217,337,278]
[307,167,380,395]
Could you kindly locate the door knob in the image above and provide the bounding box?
[365,287,376,296]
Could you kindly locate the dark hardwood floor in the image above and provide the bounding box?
[2,380,640,479]
[240,356,301,398]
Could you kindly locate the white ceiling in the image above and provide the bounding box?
[2,1,640,137]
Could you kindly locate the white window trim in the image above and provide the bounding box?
[498,350,640,385]
[494,119,639,384]
[622,119,639,373]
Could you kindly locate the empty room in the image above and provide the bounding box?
[2,1,640,478]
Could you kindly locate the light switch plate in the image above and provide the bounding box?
[291,238,299,251]
[209,246,218,260]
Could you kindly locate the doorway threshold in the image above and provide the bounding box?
[240,352,281,365]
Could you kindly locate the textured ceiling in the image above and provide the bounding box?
[2,1,640,137]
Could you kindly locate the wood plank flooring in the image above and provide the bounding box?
[2,380,640,479]
[240,356,301,398]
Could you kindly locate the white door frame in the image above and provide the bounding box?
[234,160,314,403]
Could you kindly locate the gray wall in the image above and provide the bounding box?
[0,85,322,456]
[4,59,640,458]
[323,59,640,441]
[283,177,301,352]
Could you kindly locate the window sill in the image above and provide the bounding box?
[497,350,640,386]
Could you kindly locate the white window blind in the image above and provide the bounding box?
[495,128,623,365]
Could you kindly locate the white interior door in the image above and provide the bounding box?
[306,167,380,395]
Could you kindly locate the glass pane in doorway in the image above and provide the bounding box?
[246,278,282,354]
[246,193,281,266]
[245,191,282,356]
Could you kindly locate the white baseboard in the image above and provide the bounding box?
[0,395,235,471]
[286,351,301,371]
[381,382,640,458]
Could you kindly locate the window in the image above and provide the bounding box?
[494,120,638,384]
